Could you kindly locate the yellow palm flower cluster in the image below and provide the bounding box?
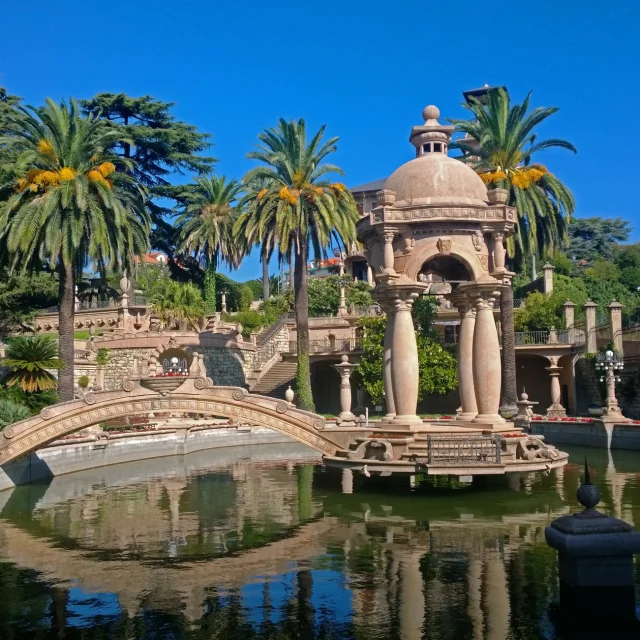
[313,187,323,196]
[509,165,548,189]
[257,188,268,200]
[479,170,507,184]
[331,182,347,192]
[37,139,55,157]
[14,167,76,192]
[14,163,114,193]
[279,186,298,205]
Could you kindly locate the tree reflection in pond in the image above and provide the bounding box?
[0,443,638,639]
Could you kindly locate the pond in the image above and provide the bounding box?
[0,442,638,639]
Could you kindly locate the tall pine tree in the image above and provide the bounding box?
[81,94,216,254]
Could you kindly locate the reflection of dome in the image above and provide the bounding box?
[386,154,488,207]
[385,104,488,208]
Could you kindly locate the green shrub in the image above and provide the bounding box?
[0,399,30,429]
[78,375,90,389]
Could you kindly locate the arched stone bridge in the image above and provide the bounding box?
[0,375,359,466]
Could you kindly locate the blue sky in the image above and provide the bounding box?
[1,0,638,280]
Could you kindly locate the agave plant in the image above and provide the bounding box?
[0,399,31,430]
[2,335,63,392]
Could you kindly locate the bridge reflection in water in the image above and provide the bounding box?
[0,444,639,638]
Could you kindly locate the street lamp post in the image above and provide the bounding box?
[595,349,628,422]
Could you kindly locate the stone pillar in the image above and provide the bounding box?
[461,280,505,428]
[377,299,396,420]
[367,265,374,287]
[382,229,397,273]
[542,263,555,295]
[583,301,597,354]
[337,286,348,316]
[333,355,357,427]
[545,356,566,418]
[609,300,624,355]
[389,285,423,427]
[221,292,227,313]
[563,300,576,343]
[450,291,477,420]
[491,232,506,271]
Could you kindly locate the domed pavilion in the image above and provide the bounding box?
[356,105,516,431]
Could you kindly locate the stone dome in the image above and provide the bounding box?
[385,154,489,208]
[384,104,489,208]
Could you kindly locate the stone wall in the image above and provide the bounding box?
[102,344,255,390]
[104,347,157,390]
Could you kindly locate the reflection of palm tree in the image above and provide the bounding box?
[50,586,68,639]
[297,465,313,523]
[297,570,314,639]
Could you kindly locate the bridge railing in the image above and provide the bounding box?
[426,434,502,465]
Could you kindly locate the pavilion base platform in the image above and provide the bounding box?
[321,421,568,478]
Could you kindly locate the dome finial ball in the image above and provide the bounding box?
[422,105,440,122]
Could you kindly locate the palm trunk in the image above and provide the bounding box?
[58,263,75,402]
[262,255,270,302]
[204,263,216,315]
[294,241,314,412]
[499,281,518,418]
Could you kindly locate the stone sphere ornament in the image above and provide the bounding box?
[577,457,600,510]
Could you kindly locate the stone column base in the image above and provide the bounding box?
[546,404,567,419]
[600,409,631,423]
[335,413,358,428]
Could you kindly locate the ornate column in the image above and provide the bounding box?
[545,356,566,418]
[491,232,506,271]
[375,298,396,421]
[583,301,597,354]
[221,291,227,313]
[382,229,397,273]
[338,286,348,316]
[563,300,576,344]
[609,300,624,355]
[461,280,505,428]
[333,355,357,427]
[542,263,555,295]
[387,282,424,428]
[367,265,374,287]
[449,291,477,420]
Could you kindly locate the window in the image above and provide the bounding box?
[433,143,442,153]
[422,143,431,154]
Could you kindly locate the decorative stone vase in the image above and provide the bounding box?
[141,377,187,395]
[119,272,130,294]
[285,386,295,404]
[588,405,604,417]
[487,188,509,205]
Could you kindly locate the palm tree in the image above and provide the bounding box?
[175,175,243,315]
[2,335,63,392]
[149,280,205,331]
[237,119,358,411]
[0,99,150,401]
[450,88,576,418]
[450,88,576,265]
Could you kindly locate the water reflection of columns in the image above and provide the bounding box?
[399,551,425,640]
[467,558,484,640]
[484,548,510,640]
[450,291,478,420]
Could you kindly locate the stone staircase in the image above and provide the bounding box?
[252,361,297,400]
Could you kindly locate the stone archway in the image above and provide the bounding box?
[0,377,359,466]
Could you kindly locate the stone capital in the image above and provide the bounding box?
[459,278,501,310]
[382,227,399,243]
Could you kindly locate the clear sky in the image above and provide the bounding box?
[1,0,638,280]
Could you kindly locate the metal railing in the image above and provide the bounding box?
[256,313,289,347]
[426,434,502,465]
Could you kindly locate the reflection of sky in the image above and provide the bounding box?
[64,587,121,628]
[241,569,352,627]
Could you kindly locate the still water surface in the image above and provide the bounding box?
[0,442,639,639]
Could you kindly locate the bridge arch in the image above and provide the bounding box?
[0,379,346,466]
